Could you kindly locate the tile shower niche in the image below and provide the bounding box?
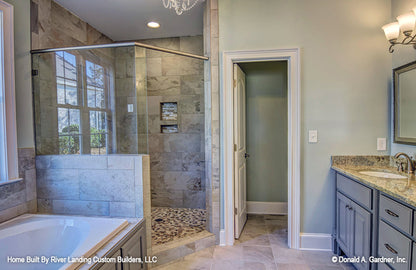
[161,102,178,133]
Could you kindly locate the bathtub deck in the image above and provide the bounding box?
[151,207,206,246]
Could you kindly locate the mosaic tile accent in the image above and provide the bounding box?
[152,207,206,245]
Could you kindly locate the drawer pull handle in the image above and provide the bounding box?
[384,243,398,255]
[385,209,399,218]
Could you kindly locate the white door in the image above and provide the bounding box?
[234,64,247,239]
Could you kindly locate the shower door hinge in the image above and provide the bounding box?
[234,144,237,152]
[234,207,237,215]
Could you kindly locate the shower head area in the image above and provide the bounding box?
[31,38,208,248]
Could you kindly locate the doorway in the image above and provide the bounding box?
[221,49,300,248]
[233,61,289,239]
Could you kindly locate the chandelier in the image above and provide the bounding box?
[162,0,200,15]
[382,7,416,53]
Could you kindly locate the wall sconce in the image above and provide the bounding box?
[382,8,416,53]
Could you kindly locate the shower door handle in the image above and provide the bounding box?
[244,153,250,159]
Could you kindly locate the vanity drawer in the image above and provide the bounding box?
[380,195,412,235]
[378,221,411,270]
[336,174,372,209]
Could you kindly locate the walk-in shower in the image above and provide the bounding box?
[31,41,208,247]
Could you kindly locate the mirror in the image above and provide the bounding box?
[394,61,416,145]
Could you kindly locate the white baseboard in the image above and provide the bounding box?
[247,201,288,215]
[299,233,333,251]
[219,229,226,246]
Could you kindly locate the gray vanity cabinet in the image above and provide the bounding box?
[336,173,373,270]
[95,220,147,270]
[121,224,147,270]
[337,191,371,270]
[337,192,352,254]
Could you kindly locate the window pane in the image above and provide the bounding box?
[57,108,69,133]
[90,134,106,155]
[90,111,106,132]
[65,79,78,105]
[58,108,80,134]
[87,88,95,108]
[96,90,104,108]
[55,52,64,77]
[86,61,94,84]
[59,135,80,155]
[64,52,77,80]
[57,82,65,104]
[69,109,80,130]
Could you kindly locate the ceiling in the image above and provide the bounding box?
[53,0,204,41]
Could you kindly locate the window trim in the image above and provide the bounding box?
[0,1,18,182]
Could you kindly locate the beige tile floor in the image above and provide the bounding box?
[154,214,356,270]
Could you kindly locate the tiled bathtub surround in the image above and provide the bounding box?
[36,154,152,254]
[0,148,37,223]
[36,155,150,218]
[152,207,207,245]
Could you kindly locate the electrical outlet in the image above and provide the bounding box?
[308,130,318,143]
[127,104,134,113]
[377,138,386,151]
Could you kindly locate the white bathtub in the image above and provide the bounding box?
[0,214,128,270]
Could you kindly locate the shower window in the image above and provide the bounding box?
[55,52,109,155]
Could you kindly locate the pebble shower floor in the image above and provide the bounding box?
[151,207,207,245]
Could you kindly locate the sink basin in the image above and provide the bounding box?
[359,171,407,179]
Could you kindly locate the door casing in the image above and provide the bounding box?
[221,48,301,248]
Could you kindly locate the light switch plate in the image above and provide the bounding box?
[308,130,318,143]
[127,104,134,113]
[377,138,386,151]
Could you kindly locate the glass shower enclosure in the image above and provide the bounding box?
[32,43,149,156]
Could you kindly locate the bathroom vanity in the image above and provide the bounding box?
[92,219,147,270]
[333,156,416,270]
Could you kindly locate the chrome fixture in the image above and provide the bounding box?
[382,8,416,53]
[162,0,201,15]
[394,152,415,174]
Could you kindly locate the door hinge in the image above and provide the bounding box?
[233,79,236,88]
[234,144,237,152]
[234,207,237,215]
[32,69,38,76]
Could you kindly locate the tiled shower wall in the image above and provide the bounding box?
[0,149,37,223]
[30,0,113,50]
[139,36,206,209]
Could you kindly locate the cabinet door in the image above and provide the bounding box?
[351,201,371,270]
[98,250,122,270]
[121,226,147,270]
[337,192,352,256]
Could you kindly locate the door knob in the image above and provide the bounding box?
[244,153,250,159]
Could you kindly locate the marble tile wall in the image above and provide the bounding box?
[30,0,113,50]
[0,148,37,223]
[203,0,220,242]
[36,154,152,253]
[139,36,206,209]
[36,155,150,217]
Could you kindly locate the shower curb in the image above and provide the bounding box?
[150,230,215,268]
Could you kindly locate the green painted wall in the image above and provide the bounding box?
[219,0,391,233]
[240,62,288,203]
[390,0,416,156]
[5,0,34,148]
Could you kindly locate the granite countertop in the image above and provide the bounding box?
[332,156,416,208]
